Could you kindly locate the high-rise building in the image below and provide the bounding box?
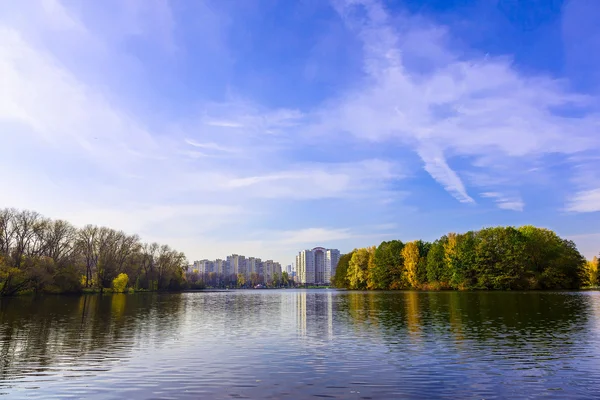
[195,259,214,275]
[295,247,340,284]
[214,259,225,275]
[264,260,274,283]
[325,249,340,283]
[227,254,245,276]
[247,257,259,278]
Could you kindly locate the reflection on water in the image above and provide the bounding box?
[1,290,600,399]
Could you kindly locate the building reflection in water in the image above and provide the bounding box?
[294,291,334,341]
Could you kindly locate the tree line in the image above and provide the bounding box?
[0,208,188,296]
[332,226,599,290]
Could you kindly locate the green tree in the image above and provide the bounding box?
[332,252,353,288]
[415,240,431,285]
[519,226,585,289]
[426,236,449,285]
[271,272,281,288]
[444,231,478,289]
[474,227,527,289]
[370,240,404,290]
[281,271,290,287]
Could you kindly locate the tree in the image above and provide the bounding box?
[370,240,404,290]
[271,272,281,288]
[332,252,353,288]
[347,247,374,290]
[427,236,448,286]
[281,271,290,287]
[474,227,527,289]
[112,273,129,293]
[415,240,431,285]
[237,273,246,288]
[403,241,429,288]
[583,257,598,287]
[0,207,188,296]
[444,231,477,289]
[250,272,260,287]
[519,226,585,289]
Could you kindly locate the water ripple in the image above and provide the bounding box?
[1,291,600,399]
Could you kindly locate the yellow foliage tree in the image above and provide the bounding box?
[237,273,246,288]
[584,257,599,287]
[402,241,421,288]
[112,273,129,293]
[347,247,375,289]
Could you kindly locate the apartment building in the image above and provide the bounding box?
[295,247,340,284]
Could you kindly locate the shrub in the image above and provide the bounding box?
[112,273,129,293]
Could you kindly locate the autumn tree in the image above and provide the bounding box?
[112,273,129,293]
[237,273,246,288]
[583,256,598,287]
[347,247,374,290]
[402,241,429,288]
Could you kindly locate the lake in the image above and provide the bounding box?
[1,290,600,399]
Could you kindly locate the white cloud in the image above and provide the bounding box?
[481,192,525,212]
[205,120,245,128]
[184,138,239,153]
[418,144,474,203]
[566,189,600,212]
[217,159,400,199]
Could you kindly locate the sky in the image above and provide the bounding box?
[1,0,600,266]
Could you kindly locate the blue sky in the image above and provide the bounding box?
[1,0,600,266]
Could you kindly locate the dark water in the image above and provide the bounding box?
[1,291,600,399]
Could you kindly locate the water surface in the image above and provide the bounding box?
[1,290,600,399]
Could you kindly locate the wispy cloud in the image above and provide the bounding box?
[566,189,600,213]
[205,120,245,128]
[481,192,525,212]
[184,138,239,153]
[418,144,474,203]
[217,159,401,199]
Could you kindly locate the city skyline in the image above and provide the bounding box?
[192,253,283,283]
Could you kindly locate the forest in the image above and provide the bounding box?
[0,208,188,296]
[332,226,599,291]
